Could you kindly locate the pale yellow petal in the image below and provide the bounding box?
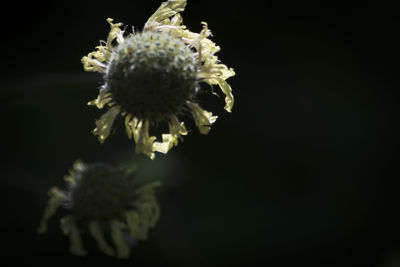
[169,116,188,143]
[187,101,218,135]
[124,114,133,139]
[89,221,115,256]
[152,134,173,154]
[198,53,235,112]
[153,116,187,154]
[87,89,112,109]
[145,0,187,30]
[170,13,184,26]
[105,18,124,50]
[126,119,157,159]
[81,18,124,73]
[136,120,157,159]
[110,220,130,259]
[81,51,107,72]
[164,20,235,113]
[92,106,121,144]
[125,116,140,143]
[37,187,68,234]
[214,77,234,112]
[60,216,87,256]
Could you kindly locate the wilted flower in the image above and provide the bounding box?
[82,0,235,159]
[37,160,160,258]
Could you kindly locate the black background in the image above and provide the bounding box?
[1,1,399,266]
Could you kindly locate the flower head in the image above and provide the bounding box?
[37,160,160,259]
[81,0,235,159]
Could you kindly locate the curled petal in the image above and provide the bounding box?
[153,116,187,154]
[61,216,87,256]
[81,18,124,73]
[37,187,68,234]
[125,118,157,159]
[187,101,218,135]
[214,77,234,112]
[152,134,173,154]
[164,19,235,112]
[92,106,121,144]
[105,18,124,49]
[87,89,113,109]
[145,0,187,30]
[135,120,157,159]
[199,57,235,112]
[81,51,107,72]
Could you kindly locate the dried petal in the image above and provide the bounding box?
[92,106,120,144]
[187,101,218,135]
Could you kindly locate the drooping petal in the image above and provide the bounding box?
[153,116,187,154]
[144,0,187,30]
[61,216,87,256]
[169,116,188,144]
[37,187,68,234]
[110,220,130,259]
[135,120,157,159]
[89,221,115,256]
[214,77,234,112]
[125,118,157,159]
[92,106,121,144]
[187,101,218,135]
[198,54,235,112]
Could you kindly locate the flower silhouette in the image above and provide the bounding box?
[37,160,160,258]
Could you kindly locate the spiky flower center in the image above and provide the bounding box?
[70,163,136,221]
[105,31,198,122]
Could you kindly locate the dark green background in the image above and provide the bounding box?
[1,1,399,266]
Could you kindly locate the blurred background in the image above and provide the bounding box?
[1,1,399,266]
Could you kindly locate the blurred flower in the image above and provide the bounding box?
[82,0,235,159]
[37,160,160,259]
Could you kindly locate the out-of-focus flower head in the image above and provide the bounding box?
[81,0,235,159]
[37,160,160,259]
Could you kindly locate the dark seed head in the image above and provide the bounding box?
[105,31,198,122]
[70,163,136,221]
